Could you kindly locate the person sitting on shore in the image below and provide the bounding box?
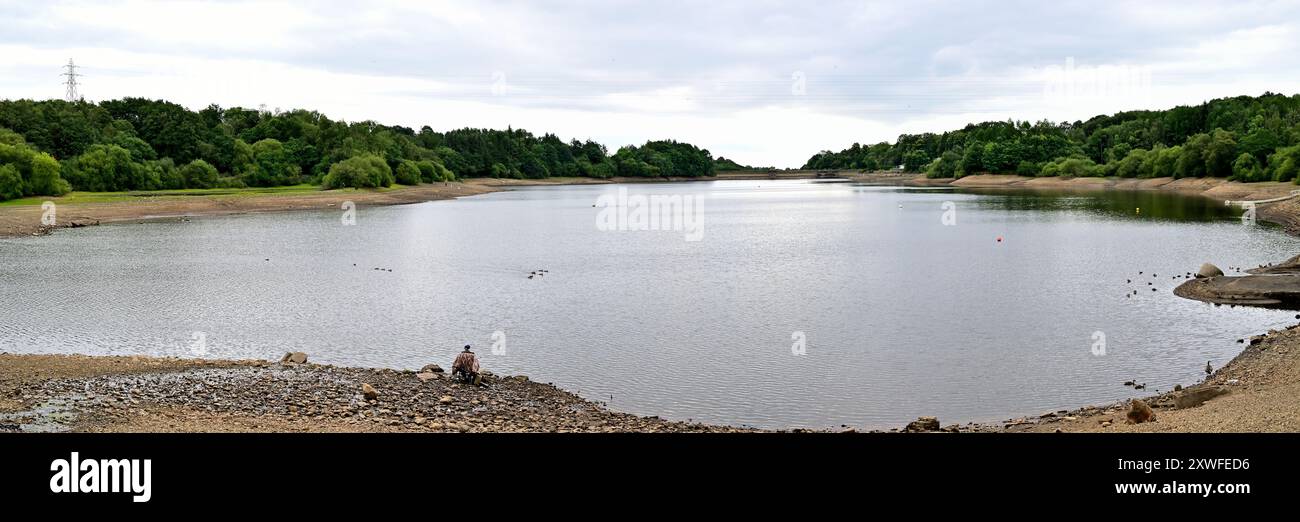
[452,345,481,385]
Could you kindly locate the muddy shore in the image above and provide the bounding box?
[4,171,1300,432]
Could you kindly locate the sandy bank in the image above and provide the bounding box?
[0,182,500,239]
[978,321,1300,433]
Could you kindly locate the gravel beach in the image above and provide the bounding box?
[0,354,754,433]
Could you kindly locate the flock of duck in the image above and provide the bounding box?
[1122,266,1246,298]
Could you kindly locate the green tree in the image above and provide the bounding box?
[0,164,22,200]
[1151,145,1182,178]
[902,150,931,172]
[179,159,219,189]
[394,159,422,185]
[1175,133,1210,178]
[1115,149,1150,178]
[1204,129,1238,176]
[322,154,393,189]
[244,139,300,187]
[1231,153,1263,182]
[959,143,984,175]
[64,144,153,191]
[925,150,961,178]
[1269,145,1300,182]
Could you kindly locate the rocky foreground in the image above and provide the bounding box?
[0,354,753,433]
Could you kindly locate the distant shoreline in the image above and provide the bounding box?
[8,170,1300,240]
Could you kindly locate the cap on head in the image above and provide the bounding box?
[464,345,472,352]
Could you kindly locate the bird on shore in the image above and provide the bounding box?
[1206,361,1213,375]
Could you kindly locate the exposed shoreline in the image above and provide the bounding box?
[0,353,754,433]
[4,171,1300,432]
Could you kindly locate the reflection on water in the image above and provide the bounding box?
[960,187,1241,222]
[1,180,1297,429]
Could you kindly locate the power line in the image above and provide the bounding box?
[61,58,81,102]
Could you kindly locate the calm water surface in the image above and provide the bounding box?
[2,180,1297,429]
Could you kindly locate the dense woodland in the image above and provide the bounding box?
[0,98,717,201]
[804,93,1300,182]
[7,93,1300,202]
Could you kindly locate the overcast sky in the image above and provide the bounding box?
[2,0,1299,167]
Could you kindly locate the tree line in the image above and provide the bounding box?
[0,97,717,201]
[803,92,1300,182]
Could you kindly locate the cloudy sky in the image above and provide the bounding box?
[2,0,1299,167]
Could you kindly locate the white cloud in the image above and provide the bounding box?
[2,0,1300,167]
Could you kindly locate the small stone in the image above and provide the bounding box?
[1173,386,1228,408]
[439,396,453,405]
[416,372,438,382]
[280,352,308,364]
[362,383,378,401]
[904,416,941,432]
[1196,263,1224,279]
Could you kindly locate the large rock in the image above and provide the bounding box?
[416,372,439,382]
[1196,263,1224,279]
[362,383,378,401]
[421,364,444,374]
[1125,399,1153,424]
[280,352,308,364]
[1172,386,1229,409]
[904,416,941,432]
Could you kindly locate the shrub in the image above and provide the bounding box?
[179,159,220,189]
[0,164,22,200]
[0,141,72,197]
[322,154,394,189]
[394,160,422,185]
[1015,161,1041,177]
